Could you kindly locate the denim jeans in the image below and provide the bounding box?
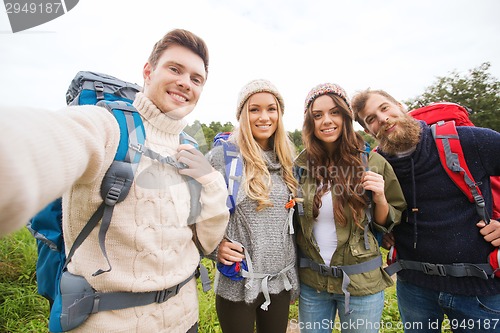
[397,278,500,333]
[298,283,384,333]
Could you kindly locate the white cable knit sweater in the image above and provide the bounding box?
[0,93,229,333]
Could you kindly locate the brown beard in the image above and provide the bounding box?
[376,115,421,155]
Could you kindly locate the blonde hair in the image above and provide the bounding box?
[232,95,297,211]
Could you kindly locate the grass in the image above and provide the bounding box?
[0,228,50,333]
[1,229,450,333]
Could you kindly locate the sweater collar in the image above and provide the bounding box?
[380,121,429,167]
[133,92,187,138]
[262,149,281,171]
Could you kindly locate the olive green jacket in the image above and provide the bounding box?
[295,150,407,296]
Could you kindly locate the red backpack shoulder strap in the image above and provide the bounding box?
[431,121,489,222]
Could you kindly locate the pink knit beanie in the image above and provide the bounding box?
[304,83,351,114]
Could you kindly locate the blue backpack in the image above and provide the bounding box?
[27,71,203,332]
[212,133,246,279]
[212,132,243,214]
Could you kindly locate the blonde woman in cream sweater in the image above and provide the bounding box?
[0,29,229,333]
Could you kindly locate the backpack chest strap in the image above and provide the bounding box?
[384,259,493,279]
[240,262,295,311]
[227,238,294,311]
[300,255,383,314]
[59,271,196,331]
[300,255,382,277]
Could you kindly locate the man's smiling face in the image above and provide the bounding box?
[142,44,206,119]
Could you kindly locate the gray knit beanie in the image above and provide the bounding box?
[236,79,285,121]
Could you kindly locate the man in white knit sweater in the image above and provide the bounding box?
[0,29,229,333]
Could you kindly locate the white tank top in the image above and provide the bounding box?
[313,192,337,265]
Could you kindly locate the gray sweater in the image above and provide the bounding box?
[207,145,299,304]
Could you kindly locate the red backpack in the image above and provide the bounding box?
[408,102,500,220]
[385,102,500,278]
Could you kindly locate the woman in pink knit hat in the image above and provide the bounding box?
[294,83,406,333]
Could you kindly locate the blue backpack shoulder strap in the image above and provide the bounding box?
[180,131,199,149]
[105,101,145,164]
[64,101,145,275]
[222,141,243,214]
[213,131,232,147]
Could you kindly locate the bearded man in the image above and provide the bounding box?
[351,89,500,333]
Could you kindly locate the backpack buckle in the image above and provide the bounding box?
[318,265,329,276]
[129,143,144,154]
[421,263,446,276]
[319,264,342,278]
[93,81,105,100]
[472,192,485,207]
[154,287,174,304]
[105,185,122,206]
[154,282,182,303]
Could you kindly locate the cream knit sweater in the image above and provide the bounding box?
[0,93,229,332]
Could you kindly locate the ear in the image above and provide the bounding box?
[363,127,377,137]
[143,62,152,82]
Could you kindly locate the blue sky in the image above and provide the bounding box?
[1,0,499,131]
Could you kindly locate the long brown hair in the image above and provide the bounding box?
[302,93,367,228]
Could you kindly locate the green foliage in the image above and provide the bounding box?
[0,228,50,333]
[358,130,378,150]
[289,129,304,153]
[0,228,38,284]
[184,121,305,156]
[184,120,234,154]
[404,62,500,132]
[197,259,222,333]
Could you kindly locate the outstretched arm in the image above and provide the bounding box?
[0,105,119,236]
